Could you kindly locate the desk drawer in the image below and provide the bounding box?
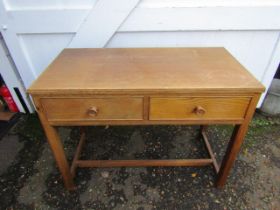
[149,97,250,120]
[41,97,143,121]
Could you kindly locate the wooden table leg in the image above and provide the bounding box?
[216,94,260,188]
[200,125,220,174]
[33,98,75,190]
[216,124,246,187]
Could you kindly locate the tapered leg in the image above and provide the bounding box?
[216,94,260,188]
[216,124,246,187]
[33,98,75,190]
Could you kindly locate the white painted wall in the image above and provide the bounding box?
[1,0,280,111]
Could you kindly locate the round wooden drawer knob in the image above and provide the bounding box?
[193,106,206,116]
[88,106,98,117]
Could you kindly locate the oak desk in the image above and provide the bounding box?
[28,48,264,190]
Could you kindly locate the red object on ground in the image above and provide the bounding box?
[0,85,19,112]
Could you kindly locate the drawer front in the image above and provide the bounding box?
[41,97,143,121]
[149,97,250,120]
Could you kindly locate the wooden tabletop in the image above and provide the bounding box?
[28,48,265,94]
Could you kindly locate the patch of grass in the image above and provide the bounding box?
[250,118,273,127]
[244,113,280,149]
[209,114,280,150]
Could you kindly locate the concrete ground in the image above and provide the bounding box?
[0,113,279,210]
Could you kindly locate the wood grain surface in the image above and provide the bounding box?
[41,97,143,121]
[149,97,250,120]
[28,48,264,94]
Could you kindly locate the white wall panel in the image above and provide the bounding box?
[4,0,96,10]
[68,0,140,48]
[11,10,89,34]
[18,33,73,76]
[139,0,280,8]
[5,0,280,10]
[119,7,280,31]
